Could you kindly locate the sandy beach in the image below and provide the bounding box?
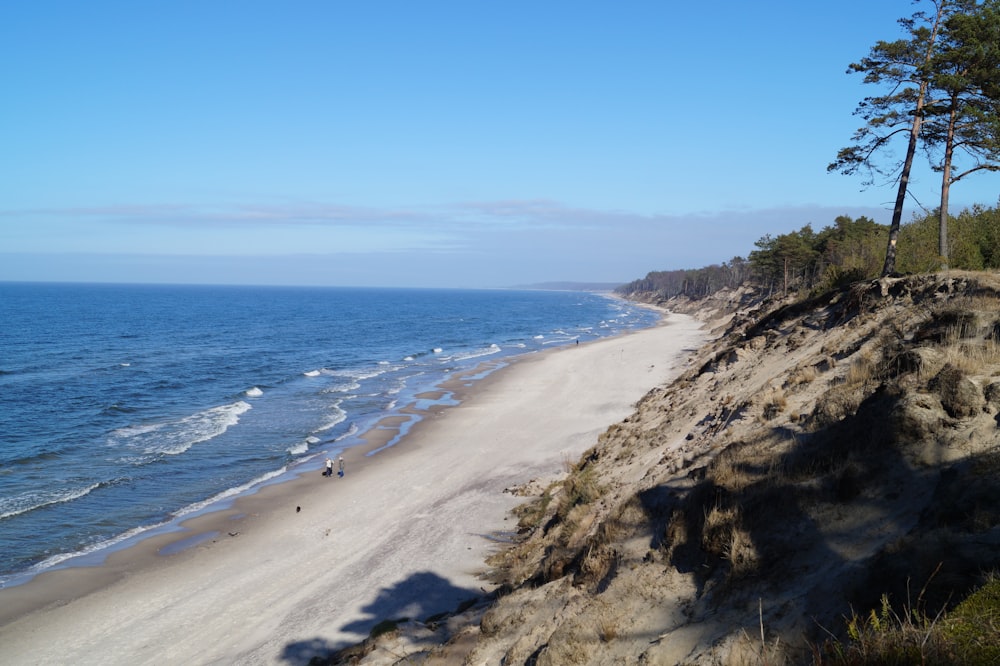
[0,312,704,665]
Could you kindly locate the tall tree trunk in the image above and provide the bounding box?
[938,96,959,269]
[881,2,948,277]
[882,101,926,276]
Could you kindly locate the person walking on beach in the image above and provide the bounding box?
[338,456,345,478]
[324,458,333,477]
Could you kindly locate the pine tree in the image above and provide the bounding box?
[829,0,951,276]
[923,0,1000,266]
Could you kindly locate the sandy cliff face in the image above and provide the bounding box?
[334,273,1000,665]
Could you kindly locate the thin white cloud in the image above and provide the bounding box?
[0,202,428,227]
[0,198,894,283]
[0,198,891,232]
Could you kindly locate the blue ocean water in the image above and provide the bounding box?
[0,283,656,586]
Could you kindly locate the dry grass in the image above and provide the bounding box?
[594,600,621,644]
[941,337,1000,376]
[787,364,819,387]
[490,485,560,585]
[844,352,877,388]
[559,465,603,517]
[709,438,790,494]
[593,499,644,546]
[486,534,546,586]
[734,600,789,666]
[597,617,618,643]
[577,543,619,590]
[512,487,555,532]
[726,525,759,579]
[947,291,1000,313]
[908,298,1000,377]
[808,334,890,427]
[700,502,759,579]
[761,390,788,421]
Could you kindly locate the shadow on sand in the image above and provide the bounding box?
[280,570,482,665]
[638,383,1000,653]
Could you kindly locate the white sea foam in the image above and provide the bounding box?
[0,482,104,521]
[432,348,443,354]
[287,441,309,455]
[451,343,502,362]
[108,401,252,456]
[384,374,411,396]
[17,465,292,582]
[112,421,160,437]
[175,467,289,517]
[322,380,361,393]
[18,520,174,580]
[245,386,264,398]
[303,369,322,377]
[316,403,347,432]
[334,423,359,441]
[320,366,391,392]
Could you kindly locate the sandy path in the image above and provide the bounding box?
[0,313,704,665]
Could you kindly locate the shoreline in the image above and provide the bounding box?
[0,356,506,623]
[0,311,706,664]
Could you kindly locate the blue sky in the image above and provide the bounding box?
[3,1,998,288]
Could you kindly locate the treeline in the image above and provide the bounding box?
[616,203,1000,301]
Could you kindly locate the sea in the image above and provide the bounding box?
[0,282,658,588]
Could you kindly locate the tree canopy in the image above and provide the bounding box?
[829,0,1000,274]
[616,206,1000,302]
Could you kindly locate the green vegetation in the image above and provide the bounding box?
[940,577,1000,664]
[816,577,1000,665]
[617,206,1000,301]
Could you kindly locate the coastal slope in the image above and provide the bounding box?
[340,272,1000,664]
